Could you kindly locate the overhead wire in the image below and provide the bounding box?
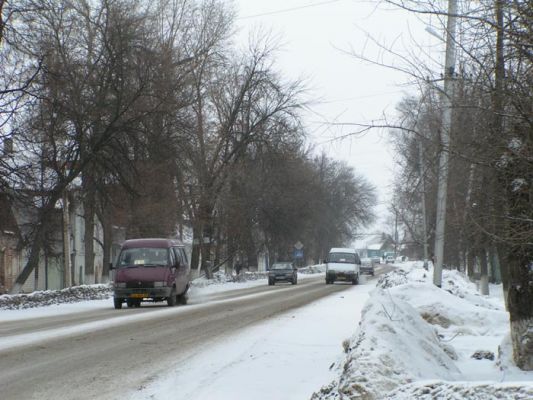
[238,0,343,19]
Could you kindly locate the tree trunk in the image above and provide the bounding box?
[62,191,72,288]
[190,221,202,275]
[101,210,112,282]
[198,200,214,279]
[10,192,62,294]
[488,245,502,284]
[479,247,489,295]
[83,180,96,284]
[506,252,533,370]
[466,249,475,281]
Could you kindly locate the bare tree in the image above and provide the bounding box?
[6,0,170,292]
[345,0,532,369]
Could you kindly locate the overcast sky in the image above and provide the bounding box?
[234,0,442,235]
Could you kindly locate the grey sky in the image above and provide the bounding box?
[235,0,441,233]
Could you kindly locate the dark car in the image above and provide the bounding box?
[268,262,297,285]
[360,258,375,276]
[110,238,190,309]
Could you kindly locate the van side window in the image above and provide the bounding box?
[172,247,183,266]
[179,248,188,264]
[169,248,176,266]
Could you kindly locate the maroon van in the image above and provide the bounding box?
[111,238,190,309]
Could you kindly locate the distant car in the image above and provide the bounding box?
[360,258,375,276]
[268,262,297,285]
[385,255,395,264]
[371,256,381,265]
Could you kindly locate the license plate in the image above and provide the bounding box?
[130,293,146,299]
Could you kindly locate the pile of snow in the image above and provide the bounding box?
[312,261,533,400]
[0,284,112,310]
[191,270,269,288]
[385,381,533,400]
[299,264,326,274]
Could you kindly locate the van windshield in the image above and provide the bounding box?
[329,253,356,263]
[117,248,169,267]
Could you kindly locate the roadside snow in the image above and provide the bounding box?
[0,269,321,312]
[312,261,533,400]
[0,284,112,310]
[131,279,374,400]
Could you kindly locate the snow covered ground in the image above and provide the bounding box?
[2,262,532,399]
[312,262,533,400]
[131,278,374,400]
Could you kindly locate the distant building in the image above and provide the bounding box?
[0,191,105,294]
[357,233,395,259]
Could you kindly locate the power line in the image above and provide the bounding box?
[238,0,343,20]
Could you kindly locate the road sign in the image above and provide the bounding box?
[294,241,304,250]
[294,249,304,259]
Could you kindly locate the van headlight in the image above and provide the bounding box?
[115,282,126,288]
[154,281,165,287]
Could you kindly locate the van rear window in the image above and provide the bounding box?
[329,253,356,263]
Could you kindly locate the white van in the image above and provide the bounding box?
[325,248,361,284]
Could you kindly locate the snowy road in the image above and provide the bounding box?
[0,271,388,400]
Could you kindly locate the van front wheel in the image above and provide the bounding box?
[167,290,177,307]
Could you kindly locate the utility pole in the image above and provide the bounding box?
[433,0,458,287]
[394,209,398,257]
[418,140,429,269]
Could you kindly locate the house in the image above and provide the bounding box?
[0,194,22,294]
[357,233,396,259]
[0,190,105,294]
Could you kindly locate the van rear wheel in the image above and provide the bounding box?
[113,298,123,309]
[177,293,188,305]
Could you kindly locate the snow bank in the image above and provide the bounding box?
[299,264,326,274]
[0,267,325,310]
[0,284,112,310]
[312,262,533,400]
[385,381,533,400]
[191,270,268,288]
[312,288,460,399]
